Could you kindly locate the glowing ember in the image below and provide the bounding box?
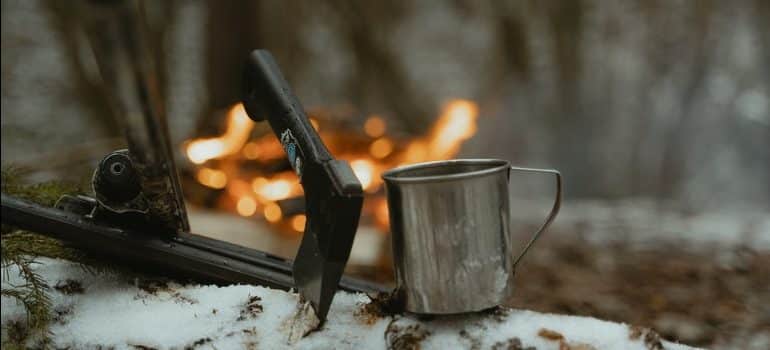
[226,179,252,198]
[364,116,386,138]
[240,136,286,162]
[242,142,260,159]
[264,203,282,223]
[186,103,254,164]
[369,138,393,159]
[350,159,375,190]
[236,197,257,216]
[196,167,227,189]
[254,178,293,201]
[251,177,268,192]
[291,214,306,232]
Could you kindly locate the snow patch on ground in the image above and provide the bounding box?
[511,199,770,250]
[2,258,699,349]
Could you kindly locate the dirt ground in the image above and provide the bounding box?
[504,237,770,349]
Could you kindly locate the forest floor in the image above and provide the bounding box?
[507,237,769,349]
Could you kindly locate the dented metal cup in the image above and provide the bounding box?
[382,159,562,314]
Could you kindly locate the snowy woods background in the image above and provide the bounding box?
[2,0,769,349]
[3,0,769,209]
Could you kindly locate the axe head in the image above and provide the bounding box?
[242,49,363,323]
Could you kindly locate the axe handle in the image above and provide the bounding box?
[242,50,331,172]
[240,49,365,323]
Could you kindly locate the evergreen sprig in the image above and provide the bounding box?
[1,165,87,348]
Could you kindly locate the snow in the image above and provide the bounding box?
[1,258,699,349]
[509,199,770,250]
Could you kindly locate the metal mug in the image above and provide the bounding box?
[382,159,562,314]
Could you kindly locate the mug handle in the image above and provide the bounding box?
[508,166,562,268]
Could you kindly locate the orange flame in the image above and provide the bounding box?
[254,178,292,201]
[250,172,302,203]
[242,142,261,160]
[425,100,478,159]
[196,167,228,189]
[186,103,254,164]
[186,98,479,231]
[370,138,393,159]
[374,197,390,232]
[350,159,375,190]
[236,196,257,216]
[364,115,386,138]
[291,214,307,232]
[264,202,282,223]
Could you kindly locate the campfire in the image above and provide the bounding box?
[184,99,479,234]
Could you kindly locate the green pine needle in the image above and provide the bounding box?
[1,164,87,348]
